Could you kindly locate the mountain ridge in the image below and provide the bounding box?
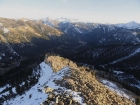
[1,55,137,105]
[41,17,140,29]
[0,17,140,105]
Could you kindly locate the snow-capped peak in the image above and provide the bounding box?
[116,21,140,29]
[56,17,79,23]
[125,21,140,29]
[42,17,80,27]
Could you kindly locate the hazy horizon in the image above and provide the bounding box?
[0,0,140,24]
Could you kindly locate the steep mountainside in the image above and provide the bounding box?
[0,18,63,75]
[0,55,138,105]
[0,17,140,97]
[41,18,140,86]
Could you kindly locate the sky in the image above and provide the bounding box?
[0,0,140,23]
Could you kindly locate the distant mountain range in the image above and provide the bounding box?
[0,17,140,89]
[43,17,140,29]
[0,17,140,105]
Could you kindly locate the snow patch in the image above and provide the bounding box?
[66,90,86,105]
[9,57,13,59]
[0,85,9,93]
[0,84,10,97]
[2,53,5,56]
[0,23,3,26]
[111,48,140,64]
[113,70,124,75]
[12,87,16,94]
[24,19,28,22]
[101,79,135,102]
[43,18,55,27]
[132,32,137,36]
[103,27,105,33]
[3,27,9,33]
[0,91,10,98]
[64,28,68,33]
[3,62,85,105]
[20,82,25,87]
[74,27,83,33]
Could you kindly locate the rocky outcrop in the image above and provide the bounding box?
[41,90,81,105]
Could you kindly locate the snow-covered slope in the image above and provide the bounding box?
[42,17,56,27]
[101,79,136,102]
[0,57,137,105]
[110,48,140,64]
[3,62,85,105]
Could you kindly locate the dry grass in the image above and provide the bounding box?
[46,55,135,105]
[69,69,135,105]
[45,55,77,72]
